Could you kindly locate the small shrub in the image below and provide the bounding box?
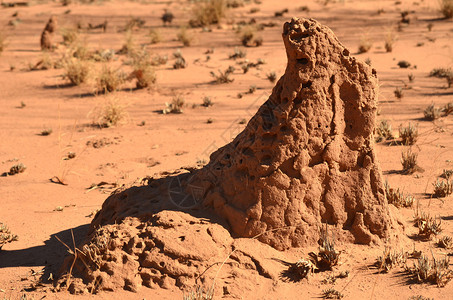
[441,169,453,180]
[201,96,213,107]
[229,47,246,59]
[399,123,418,145]
[267,71,277,83]
[239,25,263,47]
[96,65,125,93]
[149,29,162,44]
[94,97,128,128]
[424,104,441,120]
[61,27,78,46]
[437,236,453,249]
[405,254,452,287]
[177,27,194,47]
[183,285,213,300]
[63,58,90,86]
[163,95,185,114]
[210,66,234,83]
[439,0,453,18]
[394,87,403,98]
[397,60,411,68]
[408,73,414,82]
[375,120,394,142]
[443,102,453,116]
[384,28,396,52]
[0,32,6,55]
[8,163,26,175]
[375,247,407,272]
[401,149,418,174]
[433,179,453,198]
[40,128,53,136]
[309,226,340,270]
[322,288,343,299]
[358,35,372,53]
[189,0,227,27]
[384,181,415,208]
[0,223,18,250]
[416,213,442,239]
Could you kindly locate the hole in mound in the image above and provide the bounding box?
[280,125,288,131]
[303,21,310,29]
[343,48,350,56]
[261,155,272,166]
[294,97,302,104]
[297,58,309,65]
[242,147,254,156]
[290,32,310,43]
[302,81,312,89]
[330,75,335,84]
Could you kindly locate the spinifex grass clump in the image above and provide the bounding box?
[183,285,214,300]
[189,0,227,27]
[92,97,128,128]
[239,25,263,47]
[424,104,441,120]
[210,66,235,83]
[405,254,453,287]
[399,123,418,145]
[433,178,453,198]
[96,65,125,93]
[401,149,418,174]
[375,247,407,272]
[321,287,343,299]
[63,58,90,86]
[375,120,394,142]
[163,95,185,114]
[0,222,18,250]
[437,236,453,249]
[384,181,415,208]
[8,163,26,175]
[309,226,341,270]
[415,212,442,239]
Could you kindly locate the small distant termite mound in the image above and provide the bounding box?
[40,16,57,51]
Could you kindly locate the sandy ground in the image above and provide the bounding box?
[0,0,452,299]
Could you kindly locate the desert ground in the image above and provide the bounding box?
[0,0,452,299]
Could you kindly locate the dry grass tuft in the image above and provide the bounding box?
[384,181,415,208]
[375,120,394,142]
[177,27,194,47]
[189,0,227,28]
[358,34,372,53]
[375,247,407,272]
[163,95,185,114]
[309,225,341,270]
[399,123,418,145]
[415,212,442,239]
[0,222,18,250]
[0,32,7,55]
[439,0,453,18]
[424,103,441,120]
[210,66,235,83]
[321,287,344,299]
[183,285,214,300]
[429,67,453,88]
[149,28,162,44]
[63,58,90,86]
[96,65,125,93]
[401,148,418,174]
[92,97,128,128]
[405,254,453,287]
[433,178,453,198]
[437,236,453,249]
[239,25,263,47]
[8,163,26,175]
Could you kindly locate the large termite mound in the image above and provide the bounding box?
[58,18,401,293]
[189,17,399,250]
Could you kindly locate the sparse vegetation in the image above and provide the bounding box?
[8,163,26,175]
[384,28,396,52]
[0,222,18,250]
[309,226,341,270]
[239,25,263,47]
[177,27,194,47]
[415,212,442,239]
[375,120,394,142]
[189,0,227,28]
[384,181,415,208]
[375,247,407,272]
[399,123,418,145]
[40,128,53,136]
[63,58,90,86]
[0,32,6,55]
[437,236,453,249]
[443,102,453,116]
[61,27,78,46]
[163,95,185,114]
[408,73,414,82]
[322,287,343,299]
[433,178,453,198]
[401,149,418,174]
[405,254,452,287]
[183,285,214,300]
[210,66,235,83]
[148,29,162,44]
[397,60,411,68]
[439,0,453,18]
[429,67,453,87]
[358,35,372,53]
[96,65,125,93]
[423,104,441,121]
[201,96,213,107]
[229,47,246,59]
[394,87,403,98]
[93,97,128,128]
[267,71,277,83]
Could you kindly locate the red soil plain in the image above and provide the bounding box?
[0,0,452,299]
